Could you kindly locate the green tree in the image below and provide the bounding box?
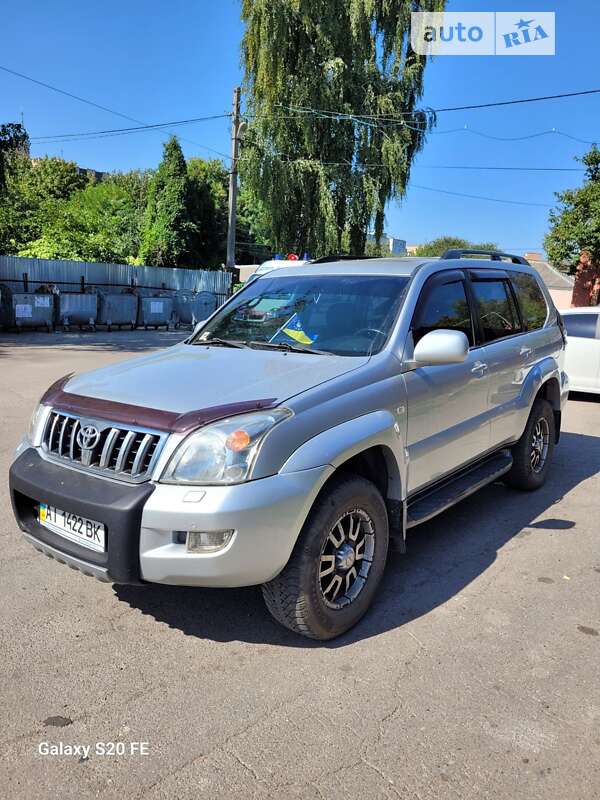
[107,170,152,261]
[187,157,228,266]
[0,122,29,193]
[236,183,272,263]
[414,236,498,257]
[186,158,272,266]
[139,136,195,266]
[365,240,386,257]
[0,154,88,254]
[545,145,600,272]
[19,179,145,263]
[240,0,444,257]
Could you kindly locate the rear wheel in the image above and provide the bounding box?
[262,474,389,640]
[505,398,555,491]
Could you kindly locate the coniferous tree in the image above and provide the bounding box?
[140,137,195,266]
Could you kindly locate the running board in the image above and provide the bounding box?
[406,451,513,529]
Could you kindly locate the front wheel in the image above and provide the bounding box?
[262,474,389,640]
[505,398,555,491]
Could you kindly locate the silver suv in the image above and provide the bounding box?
[10,250,568,639]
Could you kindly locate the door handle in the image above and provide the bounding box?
[471,361,488,375]
[520,346,533,358]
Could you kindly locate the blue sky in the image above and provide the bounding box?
[1,0,597,257]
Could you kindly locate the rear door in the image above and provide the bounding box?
[404,270,490,494]
[467,270,528,447]
[562,312,600,391]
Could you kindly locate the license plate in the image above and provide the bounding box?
[38,503,106,553]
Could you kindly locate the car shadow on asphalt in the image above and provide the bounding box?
[114,430,600,648]
[0,330,186,355]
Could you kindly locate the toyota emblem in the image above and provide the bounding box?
[77,424,101,450]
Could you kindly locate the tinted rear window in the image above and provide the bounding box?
[563,313,598,339]
[471,280,522,343]
[510,272,548,330]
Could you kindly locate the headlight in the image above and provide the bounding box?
[161,409,291,485]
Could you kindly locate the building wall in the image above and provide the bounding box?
[549,288,572,309]
[238,265,258,283]
[389,238,407,255]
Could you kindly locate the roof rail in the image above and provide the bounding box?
[310,254,380,264]
[441,248,530,266]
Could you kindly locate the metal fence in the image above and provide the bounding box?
[0,255,232,307]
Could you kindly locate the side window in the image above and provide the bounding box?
[471,280,522,343]
[510,272,548,330]
[562,313,598,339]
[413,280,474,345]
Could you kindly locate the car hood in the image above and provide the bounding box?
[63,343,369,414]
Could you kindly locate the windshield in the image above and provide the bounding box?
[191,274,409,356]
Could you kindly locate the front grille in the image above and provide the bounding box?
[42,411,165,482]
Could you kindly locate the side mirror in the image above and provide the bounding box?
[409,329,469,368]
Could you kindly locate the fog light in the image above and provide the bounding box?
[186,530,234,553]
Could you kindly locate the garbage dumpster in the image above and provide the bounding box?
[12,292,54,332]
[172,293,195,326]
[173,292,218,327]
[97,293,138,330]
[138,296,173,330]
[59,293,98,330]
[193,291,217,323]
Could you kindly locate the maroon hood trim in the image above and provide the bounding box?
[41,374,278,434]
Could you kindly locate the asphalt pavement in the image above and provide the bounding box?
[1,330,599,799]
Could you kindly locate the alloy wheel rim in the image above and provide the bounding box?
[319,508,375,609]
[530,417,550,473]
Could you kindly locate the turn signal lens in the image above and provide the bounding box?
[226,429,251,452]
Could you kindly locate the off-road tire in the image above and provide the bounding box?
[505,398,555,491]
[262,474,389,640]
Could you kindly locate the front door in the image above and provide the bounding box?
[404,271,491,494]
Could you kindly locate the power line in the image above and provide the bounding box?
[431,126,597,145]
[434,88,600,113]
[240,155,582,173]
[409,184,552,208]
[0,64,231,159]
[238,150,555,205]
[248,108,598,146]
[275,89,600,121]
[30,114,231,143]
[0,64,148,125]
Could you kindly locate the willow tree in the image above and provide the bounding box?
[240,0,444,256]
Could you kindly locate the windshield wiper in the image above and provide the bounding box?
[247,340,329,355]
[192,337,248,349]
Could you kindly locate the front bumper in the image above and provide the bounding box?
[10,448,332,588]
[10,449,154,583]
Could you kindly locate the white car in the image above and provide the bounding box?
[562,307,600,393]
[247,258,307,282]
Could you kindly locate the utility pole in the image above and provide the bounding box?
[226,86,242,270]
